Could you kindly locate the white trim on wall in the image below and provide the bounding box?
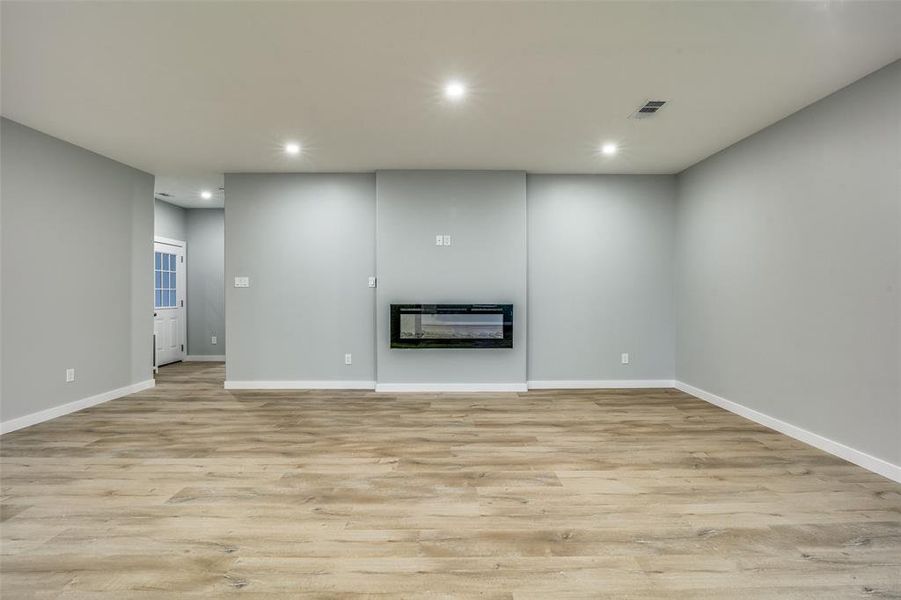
[375,383,529,393]
[225,380,376,390]
[0,379,156,435]
[186,355,226,362]
[154,235,186,248]
[674,381,901,484]
[527,379,675,389]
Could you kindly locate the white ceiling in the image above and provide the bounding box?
[3,1,900,206]
[153,174,224,209]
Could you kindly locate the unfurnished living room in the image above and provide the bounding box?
[1,1,900,598]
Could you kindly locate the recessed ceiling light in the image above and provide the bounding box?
[284,142,301,155]
[200,190,212,200]
[444,80,466,101]
[601,143,618,156]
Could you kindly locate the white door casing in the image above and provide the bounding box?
[154,237,186,366]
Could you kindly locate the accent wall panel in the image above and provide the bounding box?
[527,174,677,383]
[224,173,376,384]
[375,170,527,387]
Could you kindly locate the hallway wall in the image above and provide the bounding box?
[1,118,154,428]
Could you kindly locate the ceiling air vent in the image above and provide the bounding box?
[631,100,667,119]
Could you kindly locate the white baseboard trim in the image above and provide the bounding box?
[674,381,901,484]
[527,379,675,390]
[224,380,376,390]
[185,355,226,362]
[376,383,528,393]
[0,379,156,435]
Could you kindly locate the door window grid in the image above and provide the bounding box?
[154,251,178,308]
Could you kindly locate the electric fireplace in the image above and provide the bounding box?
[390,304,514,349]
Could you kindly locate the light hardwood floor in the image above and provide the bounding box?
[1,362,899,599]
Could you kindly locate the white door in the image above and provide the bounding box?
[154,239,186,366]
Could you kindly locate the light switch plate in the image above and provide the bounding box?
[211,336,217,345]
[443,235,452,246]
[234,276,250,288]
[368,276,377,288]
[435,234,444,246]
[621,353,630,365]
[66,368,75,383]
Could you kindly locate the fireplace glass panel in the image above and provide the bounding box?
[399,313,504,340]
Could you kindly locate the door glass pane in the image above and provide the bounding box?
[168,255,177,300]
[153,250,179,309]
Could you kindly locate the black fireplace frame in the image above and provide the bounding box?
[390,304,514,349]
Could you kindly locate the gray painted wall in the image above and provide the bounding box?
[186,209,225,356]
[154,199,186,241]
[224,173,376,382]
[675,60,901,465]
[376,171,527,385]
[1,118,154,422]
[528,175,676,382]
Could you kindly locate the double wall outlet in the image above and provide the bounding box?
[211,336,217,345]
[65,368,76,383]
[345,353,353,365]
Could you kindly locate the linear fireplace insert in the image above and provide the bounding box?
[390,304,513,349]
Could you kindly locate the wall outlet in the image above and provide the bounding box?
[344,353,352,365]
[65,368,75,383]
[234,276,250,288]
[621,353,630,365]
[368,276,377,288]
[211,336,217,345]
[435,234,444,246]
[443,235,452,246]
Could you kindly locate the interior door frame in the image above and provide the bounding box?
[154,236,187,368]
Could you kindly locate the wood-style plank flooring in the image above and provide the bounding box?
[1,361,900,598]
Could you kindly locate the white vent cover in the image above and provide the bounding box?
[631,100,667,119]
